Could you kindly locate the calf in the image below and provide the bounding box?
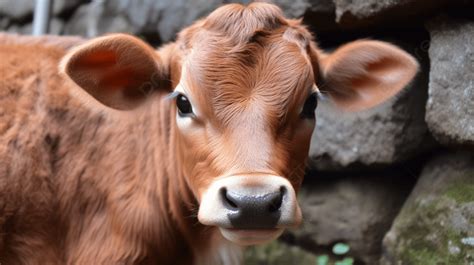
[0,3,418,265]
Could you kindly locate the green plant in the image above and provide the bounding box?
[332,243,350,255]
[315,243,354,265]
[317,255,329,265]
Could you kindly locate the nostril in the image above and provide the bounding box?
[220,188,238,210]
[268,187,286,213]
[268,194,282,212]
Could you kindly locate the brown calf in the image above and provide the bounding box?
[0,3,417,265]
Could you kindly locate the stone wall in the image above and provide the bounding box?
[1,0,473,264]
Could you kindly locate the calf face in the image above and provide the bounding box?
[61,3,417,246]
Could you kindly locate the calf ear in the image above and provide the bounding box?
[61,34,169,110]
[317,40,418,111]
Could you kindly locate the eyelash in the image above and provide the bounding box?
[300,92,318,119]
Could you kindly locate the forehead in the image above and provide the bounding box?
[182,31,313,125]
[176,3,315,125]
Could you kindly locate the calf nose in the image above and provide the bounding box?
[220,187,285,229]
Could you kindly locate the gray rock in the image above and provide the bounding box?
[332,0,474,28]
[7,22,32,35]
[154,0,222,42]
[425,17,474,146]
[309,40,433,169]
[333,0,419,24]
[52,0,83,16]
[63,0,222,42]
[272,0,312,18]
[0,0,34,20]
[286,173,414,264]
[0,0,83,19]
[63,4,94,37]
[5,18,62,36]
[49,18,64,35]
[381,151,474,265]
[0,17,10,30]
[64,2,134,38]
[273,0,337,32]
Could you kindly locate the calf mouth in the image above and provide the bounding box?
[198,175,302,245]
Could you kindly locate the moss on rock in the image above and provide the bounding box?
[444,179,474,204]
[381,152,474,265]
[394,198,471,264]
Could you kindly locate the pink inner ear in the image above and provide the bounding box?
[77,50,117,68]
[99,67,135,91]
[62,34,170,110]
[73,51,142,92]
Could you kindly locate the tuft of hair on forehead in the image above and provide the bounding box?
[174,2,320,128]
[203,2,288,44]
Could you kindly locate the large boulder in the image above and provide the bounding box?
[381,151,474,265]
[332,0,473,29]
[63,2,135,38]
[52,0,84,16]
[63,0,230,42]
[0,17,9,30]
[7,22,32,35]
[273,0,336,32]
[0,0,82,21]
[0,0,34,20]
[285,171,415,264]
[425,17,474,146]
[309,39,433,170]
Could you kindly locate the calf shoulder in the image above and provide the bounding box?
[0,34,85,262]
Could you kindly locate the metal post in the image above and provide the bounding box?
[32,0,52,35]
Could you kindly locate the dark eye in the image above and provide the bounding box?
[176,94,193,117]
[300,93,318,119]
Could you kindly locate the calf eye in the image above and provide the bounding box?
[300,92,318,119]
[176,94,193,117]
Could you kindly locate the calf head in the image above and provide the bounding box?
[61,3,417,246]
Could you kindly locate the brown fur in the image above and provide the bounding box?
[0,33,197,264]
[0,3,418,265]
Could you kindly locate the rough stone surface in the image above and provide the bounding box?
[309,41,433,170]
[334,0,425,24]
[425,17,474,146]
[63,2,134,38]
[153,0,222,42]
[332,0,473,29]
[293,0,338,32]
[244,240,319,265]
[49,18,64,36]
[0,0,34,20]
[0,0,83,20]
[63,0,225,42]
[7,22,32,35]
[272,0,334,19]
[52,0,84,16]
[381,151,474,265]
[0,17,10,29]
[285,172,414,264]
